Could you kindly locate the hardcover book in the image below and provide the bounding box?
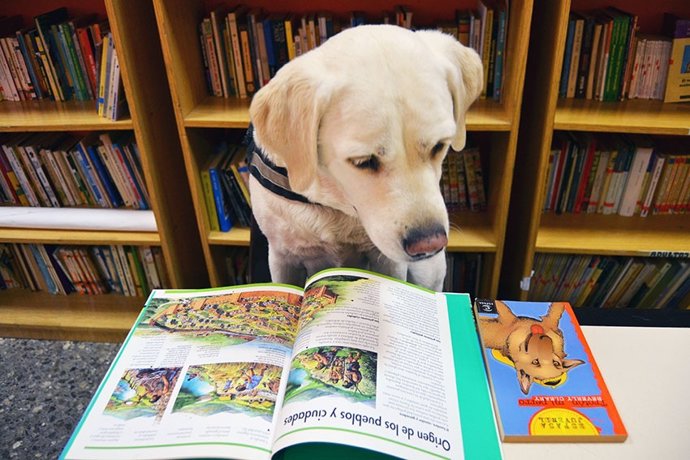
[474,299,627,442]
[61,269,501,460]
[663,13,690,103]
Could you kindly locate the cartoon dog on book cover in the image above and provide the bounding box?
[477,300,585,395]
[476,299,627,440]
[248,25,482,291]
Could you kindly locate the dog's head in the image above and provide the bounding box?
[250,25,482,263]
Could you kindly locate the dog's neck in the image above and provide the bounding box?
[247,127,357,217]
[246,128,317,206]
[247,142,316,205]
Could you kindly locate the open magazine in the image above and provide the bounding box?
[61,268,501,460]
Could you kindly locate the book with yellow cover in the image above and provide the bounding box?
[474,299,627,442]
[663,14,690,103]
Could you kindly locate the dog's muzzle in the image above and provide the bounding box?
[403,225,448,260]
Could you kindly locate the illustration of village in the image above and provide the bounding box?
[298,274,370,329]
[139,290,302,347]
[104,367,182,421]
[173,362,282,420]
[284,346,377,405]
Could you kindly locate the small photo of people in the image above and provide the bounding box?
[104,367,182,421]
[285,346,377,406]
[172,361,282,420]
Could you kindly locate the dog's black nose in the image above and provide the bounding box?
[403,226,448,259]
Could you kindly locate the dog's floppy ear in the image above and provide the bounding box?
[249,62,332,192]
[415,31,483,151]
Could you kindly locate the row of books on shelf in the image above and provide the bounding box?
[202,141,251,232]
[529,253,690,310]
[444,252,482,299]
[559,8,690,102]
[545,132,690,216]
[0,132,149,209]
[442,147,487,212]
[0,243,169,296]
[199,0,507,101]
[0,9,127,119]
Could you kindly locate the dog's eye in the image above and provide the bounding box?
[553,360,561,368]
[349,155,380,172]
[531,359,540,366]
[431,142,447,158]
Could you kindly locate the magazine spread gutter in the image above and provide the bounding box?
[61,268,464,460]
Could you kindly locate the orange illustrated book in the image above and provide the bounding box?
[474,299,627,442]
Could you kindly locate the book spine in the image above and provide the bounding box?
[228,11,247,98]
[25,145,61,207]
[3,144,40,206]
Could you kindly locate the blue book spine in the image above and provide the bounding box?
[209,165,232,232]
[560,17,576,98]
[29,244,58,295]
[16,32,43,99]
[492,9,507,101]
[47,25,73,100]
[74,142,107,207]
[263,17,277,77]
[86,142,123,207]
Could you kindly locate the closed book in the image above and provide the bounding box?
[474,299,627,442]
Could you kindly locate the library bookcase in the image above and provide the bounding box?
[499,0,690,326]
[152,0,534,298]
[0,0,208,341]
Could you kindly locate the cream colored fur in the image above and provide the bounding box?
[249,25,482,290]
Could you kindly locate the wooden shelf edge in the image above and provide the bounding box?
[208,227,252,246]
[554,99,690,135]
[183,96,513,131]
[536,214,690,256]
[0,100,133,131]
[0,228,161,245]
[0,289,142,342]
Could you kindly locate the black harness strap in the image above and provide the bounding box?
[245,125,316,205]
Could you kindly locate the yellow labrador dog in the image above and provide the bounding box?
[248,25,482,290]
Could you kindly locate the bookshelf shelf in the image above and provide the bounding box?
[182,97,514,131]
[0,100,134,131]
[0,228,160,246]
[184,97,252,128]
[208,227,252,246]
[0,288,142,342]
[555,99,690,135]
[537,214,690,256]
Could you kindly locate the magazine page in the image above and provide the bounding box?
[271,269,464,460]
[61,284,303,460]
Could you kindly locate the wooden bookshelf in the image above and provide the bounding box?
[555,99,690,135]
[0,100,133,131]
[153,0,534,296]
[0,288,142,342]
[0,0,207,341]
[500,0,690,319]
[537,214,690,256]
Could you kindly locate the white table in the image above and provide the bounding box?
[502,326,690,460]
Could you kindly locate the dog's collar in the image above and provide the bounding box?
[245,125,316,205]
